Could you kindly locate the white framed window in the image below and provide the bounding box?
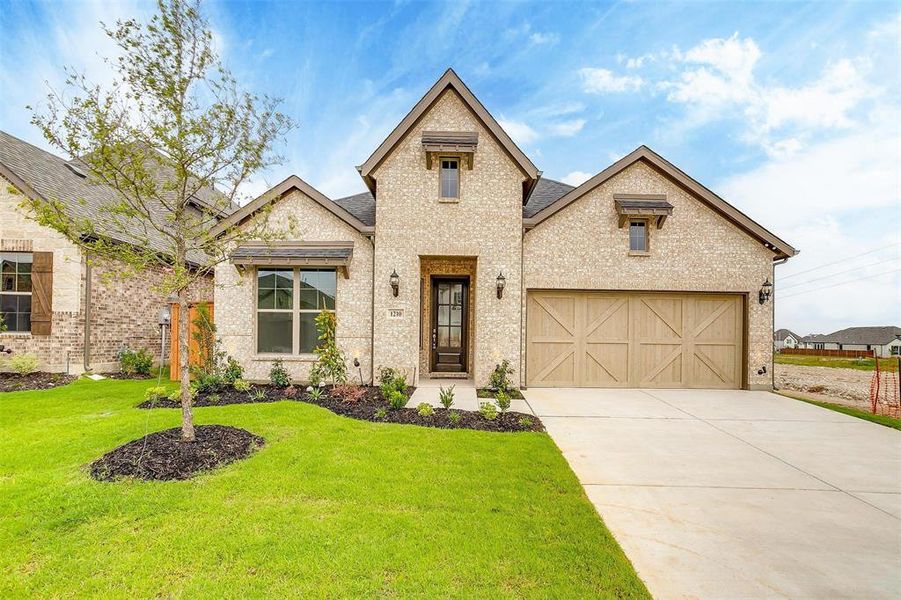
[256,267,336,354]
[440,158,459,198]
[629,221,648,253]
[1,252,32,332]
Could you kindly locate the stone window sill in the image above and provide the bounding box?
[251,353,318,363]
[438,197,460,204]
[628,251,651,257]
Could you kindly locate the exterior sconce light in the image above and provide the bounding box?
[389,269,400,297]
[496,272,506,299]
[758,278,773,305]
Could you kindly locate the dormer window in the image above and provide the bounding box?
[440,159,459,198]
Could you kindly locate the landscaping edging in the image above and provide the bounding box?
[139,384,544,433]
[0,372,77,393]
[90,424,265,481]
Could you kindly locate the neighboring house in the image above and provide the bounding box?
[213,69,797,391]
[0,131,218,373]
[801,327,901,357]
[774,328,802,350]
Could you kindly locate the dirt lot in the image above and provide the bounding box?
[775,363,873,409]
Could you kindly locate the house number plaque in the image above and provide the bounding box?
[387,308,404,319]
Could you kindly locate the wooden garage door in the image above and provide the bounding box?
[527,291,744,389]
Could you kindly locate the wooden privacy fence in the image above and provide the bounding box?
[781,348,875,358]
[169,302,214,381]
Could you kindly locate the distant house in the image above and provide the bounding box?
[774,328,801,350]
[801,326,901,357]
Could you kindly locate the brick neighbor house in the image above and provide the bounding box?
[0,130,219,373]
[211,69,796,391]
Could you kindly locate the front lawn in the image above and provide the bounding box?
[775,354,899,371]
[0,378,648,598]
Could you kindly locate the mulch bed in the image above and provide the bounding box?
[103,372,154,380]
[477,387,525,399]
[90,424,264,482]
[139,384,544,433]
[0,372,77,393]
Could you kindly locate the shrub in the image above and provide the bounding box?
[8,353,39,375]
[378,366,408,401]
[313,311,347,384]
[333,384,366,402]
[223,356,244,385]
[479,401,498,421]
[378,366,399,387]
[251,389,267,402]
[206,393,221,404]
[144,386,167,401]
[232,378,250,392]
[283,385,298,399]
[448,411,462,426]
[375,406,388,419]
[496,390,511,414]
[308,364,323,388]
[438,385,455,409]
[417,402,435,417]
[518,416,534,429]
[489,360,514,392]
[167,389,181,402]
[118,347,153,375]
[269,359,290,387]
[387,389,407,410]
[308,387,323,401]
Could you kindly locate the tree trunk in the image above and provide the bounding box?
[177,267,196,442]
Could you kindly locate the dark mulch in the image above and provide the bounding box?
[90,424,264,482]
[0,372,78,393]
[104,372,154,380]
[139,384,543,433]
[477,388,525,400]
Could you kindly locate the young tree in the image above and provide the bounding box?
[27,0,293,441]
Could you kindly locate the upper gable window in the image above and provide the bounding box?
[440,159,459,198]
[629,221,648,253]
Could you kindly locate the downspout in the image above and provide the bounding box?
[83,253,92,372]
[520,224,526,389]
[369,233,376,386]
[770,255,789,390]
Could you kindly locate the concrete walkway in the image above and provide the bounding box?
[526,388,901,599]
[408,378,532,413]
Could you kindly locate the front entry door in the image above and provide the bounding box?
[431,277,469,372]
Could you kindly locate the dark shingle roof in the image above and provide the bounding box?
[806,326,901,345]
[0,130,231,265]
[333,191,376,226]
[774,328,801,342]
[523,178,575,218]
[231,245,352,260]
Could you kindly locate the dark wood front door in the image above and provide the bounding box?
[430,277,469,372]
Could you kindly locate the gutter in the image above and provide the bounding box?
[83,253,92,372]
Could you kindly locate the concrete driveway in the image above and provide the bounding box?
[525,388,901,599]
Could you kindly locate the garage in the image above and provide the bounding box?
[526,291,744,388]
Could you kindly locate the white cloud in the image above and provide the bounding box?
[529,31,559,46]
[498,118,539,146]
[561,170,592,186]
[549,119,586,137]
[579,68,643,93]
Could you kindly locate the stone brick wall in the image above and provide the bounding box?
[522,160,776,390]
[214,189,374,383]
[370,89,525,386]
[1,176,213,373]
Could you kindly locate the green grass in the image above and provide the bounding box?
[778,391,901,430]
[0,378,648,598]
[775,354,899,371]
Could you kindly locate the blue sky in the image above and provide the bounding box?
[1,0,899,335]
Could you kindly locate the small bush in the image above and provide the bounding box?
[167,389,181,402]
[223,357,244,385]
[448,411,462,426]
[439,385,455,409]
[378,366,408,401]
[283,385,298,399]
[206,393,221,404]
[8,353,39,375]
[417,402,435,417]
[251,389,267,402]
[333,384,366,402]
[375,406,388,419]
[387,389,407,410]
[496,390,511,413]
[308,387,323,401]
[488,360,514,392]
[479,401,498,421]
[269,359,290,387]
[193,371,223,394]
[118,347,153,375]
[518,416,533,429]
[144,386,167,402]
[232,378,250,392]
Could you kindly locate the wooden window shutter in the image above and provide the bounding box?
[30,252,53,335]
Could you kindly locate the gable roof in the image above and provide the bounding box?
[356,68,541,198]
[523,178,575,218]
[0,130,227,265]
[774,328,801,342]
[523,145,798,260]
[333,191,376,226]
[805,326,901,345]
[210,175,374,237]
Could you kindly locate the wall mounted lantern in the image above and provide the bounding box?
[758,278,773,305]
[390,269,400,297]
[496,272,506,299]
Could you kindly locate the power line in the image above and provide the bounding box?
[779,256,900,291]
[778,242,899,280]
[778,268,901,300]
